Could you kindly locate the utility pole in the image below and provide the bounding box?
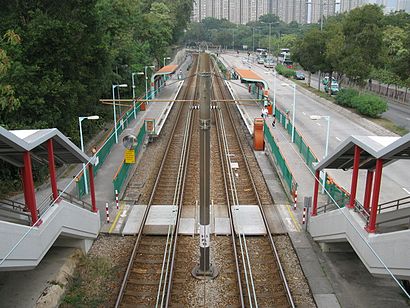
[192,52,218,280]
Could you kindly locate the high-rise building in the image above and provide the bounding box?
[191,0,408,24]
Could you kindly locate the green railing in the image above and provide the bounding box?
[112,123,146,195]
[264,122,297,195]
[76,103,142,198]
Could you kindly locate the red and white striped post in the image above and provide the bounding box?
[115,190,119,209]
[302,207,306,224]
[105,203,110,223]
[293,189,298,210]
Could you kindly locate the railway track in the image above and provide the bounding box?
[116,53,295,307]
[116,55,199,307]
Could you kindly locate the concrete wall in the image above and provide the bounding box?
[309,207,410,279]
[0,200,100,271]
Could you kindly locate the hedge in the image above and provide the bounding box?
[335,88,359,108]
[276,64,295,78]
[352,94,388,118]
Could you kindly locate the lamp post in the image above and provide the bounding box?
[282,82,296,143]
[132,72,144,118]
[112,84,128,143]
[144,65,155,101]
[163,57,171,67]
[310,115,330,193]
[78,115,99,194]
[264,70,277,113]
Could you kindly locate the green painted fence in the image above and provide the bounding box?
[112,123,146,195]
[264,122,297,194]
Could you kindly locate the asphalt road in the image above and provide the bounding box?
[221,52,410,202]
[303,72,410,131]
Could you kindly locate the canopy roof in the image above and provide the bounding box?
[156,65,178,75]
[0,126,91,167]
[234,68,268,90]
[315,133,410,171]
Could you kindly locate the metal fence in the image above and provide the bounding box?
[264,122,297,195]
[112,123,146,195]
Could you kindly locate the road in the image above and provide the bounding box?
[304,71,410,131]
[221,52,410,203]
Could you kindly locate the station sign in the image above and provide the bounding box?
[124,149,135,164]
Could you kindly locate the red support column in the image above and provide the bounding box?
[363,170,374,212]
[312,170,320,216]
[88,164,97,213]
[348,145,361,208]
[23,151,39,225]
[47,139,59,202]
[366,159,383,233]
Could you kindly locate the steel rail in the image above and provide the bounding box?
[114,56,199,308]
[211,58,295,307]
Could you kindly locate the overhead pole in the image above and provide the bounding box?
[192,52,218,279]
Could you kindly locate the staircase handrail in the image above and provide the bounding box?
[57,189,93,211]
[378,196,410,214]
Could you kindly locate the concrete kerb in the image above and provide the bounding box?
[274,73,397,137]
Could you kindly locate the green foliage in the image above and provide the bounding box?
[335,88,359,107]
[275,64,295,78]
[352,93,388,118]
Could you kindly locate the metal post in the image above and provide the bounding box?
[112,85,118,143]
[132,73,136,119]
[325,116,330,158]
[88,164,97,213]
[47,139,59,201]
[312,170,320,216]
[193,53,218,279]
[291,84,296,143]
[363,170,374,211]
[269,23,271,56]
[23,151,38,225]
[273,71,276,112]
[366,159,383,233]
[145,66,148,100]
[304,196,312,231]
[252,27,255,53]
[79,117,89,194]
[349,145,361,208]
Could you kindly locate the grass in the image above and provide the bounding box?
[61,255,115,307]
[370,118,409,136]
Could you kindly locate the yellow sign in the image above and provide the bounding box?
[124,149,135,164]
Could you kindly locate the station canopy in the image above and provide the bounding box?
[234,68,269,90]
[314,133,410,171]
[0,126,91,167]
[155,65,178,75]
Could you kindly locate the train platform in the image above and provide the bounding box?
[219,52,408,307]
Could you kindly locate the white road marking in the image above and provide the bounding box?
[316,123,321,126]
[406,117,410,121]
[402,188,410,195]
[336,137,341,141]
[302,112,306,116]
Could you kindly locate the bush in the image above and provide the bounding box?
[352,94,388,118]
[276,64,295,78]
[335,89,359,107]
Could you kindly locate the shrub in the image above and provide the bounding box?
[352,94,388,118]
[335,88,359,107]
[275,64,295,78]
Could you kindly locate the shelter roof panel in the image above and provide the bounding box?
[0,126,90,167]
[234,68,269,90]
[156,65,178,75]
[315,133,410,171]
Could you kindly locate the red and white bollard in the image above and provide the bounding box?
[302,207,306,224]
[106,202,110,224]
[293,190,298,210]
[115,190,119,210]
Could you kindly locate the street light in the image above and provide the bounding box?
[281,82,296,143]
[265,70,277,113]
[112,84,128,143]
[310,115,330,193]
[144,65,155,101]
[163,57,171,67]
[132,72,144,118]
[78,115,100,194]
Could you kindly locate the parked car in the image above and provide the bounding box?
[295,71,305,80]
[257,57,264,64]
[324,82,339,95]
[264,60,274,68]
[322,76,337,85]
